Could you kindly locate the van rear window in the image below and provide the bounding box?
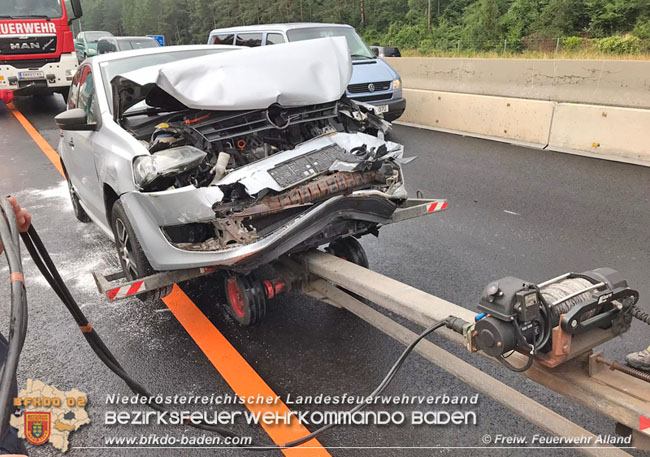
[266,33,285,45]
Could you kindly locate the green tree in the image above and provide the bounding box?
[501,0,545,43]
[461,0,502,50]
[587,0,649,37]
[531,0,589,37]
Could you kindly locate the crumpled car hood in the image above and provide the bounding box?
[111,37,353,119]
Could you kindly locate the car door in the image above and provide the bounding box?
[61,65,105,220]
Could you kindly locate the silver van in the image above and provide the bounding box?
[207,23,406,121]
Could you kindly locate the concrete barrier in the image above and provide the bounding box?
[387,57,650,109]
[400,88,554,148]
[548,104,650,164]
[389,57,650,166]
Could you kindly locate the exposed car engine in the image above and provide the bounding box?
[123,97,407,257]
[129,97,392,189]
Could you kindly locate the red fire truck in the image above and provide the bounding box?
[0,0,82,104]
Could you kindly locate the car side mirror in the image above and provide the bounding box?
[69,0,83,20]
[372,48,379,57]
[55,109,96,131]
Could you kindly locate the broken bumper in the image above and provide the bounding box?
[121,191,398,272]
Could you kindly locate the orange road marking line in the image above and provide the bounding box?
[10,104,331,456]
[163,286,330,456]
[7,103,64,177]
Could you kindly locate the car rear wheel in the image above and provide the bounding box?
[326,237,370,303]
[66,174,91,223]
[327,237,369,269]
[111,200,172,301]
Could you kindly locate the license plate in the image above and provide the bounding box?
[18,71,45,80]
[376,104,389,114]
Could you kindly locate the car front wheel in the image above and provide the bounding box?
[111,200,171,301]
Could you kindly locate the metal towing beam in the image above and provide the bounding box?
[92,198,649,455]
[299,252,650,456]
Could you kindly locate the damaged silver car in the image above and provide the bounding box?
[56,38,429,323]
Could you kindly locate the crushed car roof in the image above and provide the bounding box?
[111,37,352,118]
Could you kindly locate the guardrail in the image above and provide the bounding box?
[387,57,650,166]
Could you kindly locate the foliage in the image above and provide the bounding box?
[77,0,650,55]
[562,36,583,51]
[597,35,641,54]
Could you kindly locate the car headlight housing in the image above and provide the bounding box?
[133,146,206,191]
[392,78,401,90]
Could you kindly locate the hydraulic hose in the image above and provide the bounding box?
[1,204,457,450]
[0,200,28,441]
[631,305,650,325]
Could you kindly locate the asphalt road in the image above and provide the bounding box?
[0,94,648,457]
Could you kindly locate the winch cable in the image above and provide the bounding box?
[1,201,459,451]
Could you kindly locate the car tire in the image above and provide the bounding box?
[326,237,370,303]
[66,174,91,223]
[111,200,172,301]
[327,237,369,269]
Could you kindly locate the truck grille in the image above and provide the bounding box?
[0,36,57,56]
[0,57,60,68]
[347,80,391,94]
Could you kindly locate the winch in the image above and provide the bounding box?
[464,268,641,370]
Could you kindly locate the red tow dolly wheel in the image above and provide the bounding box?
[224,275,267,326]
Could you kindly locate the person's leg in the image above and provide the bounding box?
[625,346,650,371]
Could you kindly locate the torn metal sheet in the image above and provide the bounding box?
[112,37,352,117]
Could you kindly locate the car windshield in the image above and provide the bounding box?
[0,0,62,19]
[86,32,112,43]
[118,39,160,51]
[100,48,236,113]
[286,26,374,59]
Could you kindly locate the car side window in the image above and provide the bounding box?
[266,33,285,45]
[77,67,98,125]
[235,33,263,47]
[211,34,234,45]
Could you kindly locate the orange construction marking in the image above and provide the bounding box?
[11,105,331,456]
[7,103,64,177]
[163,286,330,456]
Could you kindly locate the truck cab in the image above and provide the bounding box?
[0,0,82,103]
[207,23,406,122]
